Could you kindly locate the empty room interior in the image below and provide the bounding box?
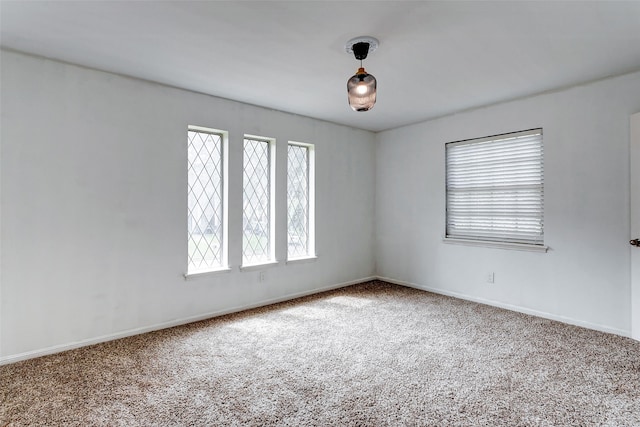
[1,1,640,425]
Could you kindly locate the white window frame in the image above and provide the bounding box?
[287,141,316,262]
[444,128,547,252]
[241,135,276,268]
[185,125,229,277]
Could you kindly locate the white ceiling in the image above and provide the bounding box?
[2,1,640,132]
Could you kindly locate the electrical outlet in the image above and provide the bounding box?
[259,271,265,282]
[486,272,495,283]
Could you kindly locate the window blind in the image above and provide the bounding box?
[446,129,544,245]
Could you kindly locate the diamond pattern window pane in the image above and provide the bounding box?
[187,129,223,272]
[287,144,309,258]
[243,138,272,264]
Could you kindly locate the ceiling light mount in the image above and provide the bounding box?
[345,36,379,112]
[345,36,379,57]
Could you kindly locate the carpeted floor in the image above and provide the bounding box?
[1,280,639,426]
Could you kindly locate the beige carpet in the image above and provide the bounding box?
[1,280,639,426]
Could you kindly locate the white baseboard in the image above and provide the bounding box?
[0,276,376,366]
[4,274,627,365]
[377,275,630,338]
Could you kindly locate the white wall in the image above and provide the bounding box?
[376,71,640,335]
[3,48,638,364]
[0,50,376,362]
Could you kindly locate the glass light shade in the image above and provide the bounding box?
[347,67,377,112]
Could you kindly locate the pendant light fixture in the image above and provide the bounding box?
[346,36,379,112]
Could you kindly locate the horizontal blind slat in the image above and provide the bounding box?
[448,144,542,159]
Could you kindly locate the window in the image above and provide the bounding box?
[445,129,544,247]
[187,126,227,274]
[287,142,315,259]
[243,136,275,265]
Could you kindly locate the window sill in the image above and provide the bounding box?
[442,237,549,253]
[184,266,232,280]
[240,261,279,272]
[286,255,318,265]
